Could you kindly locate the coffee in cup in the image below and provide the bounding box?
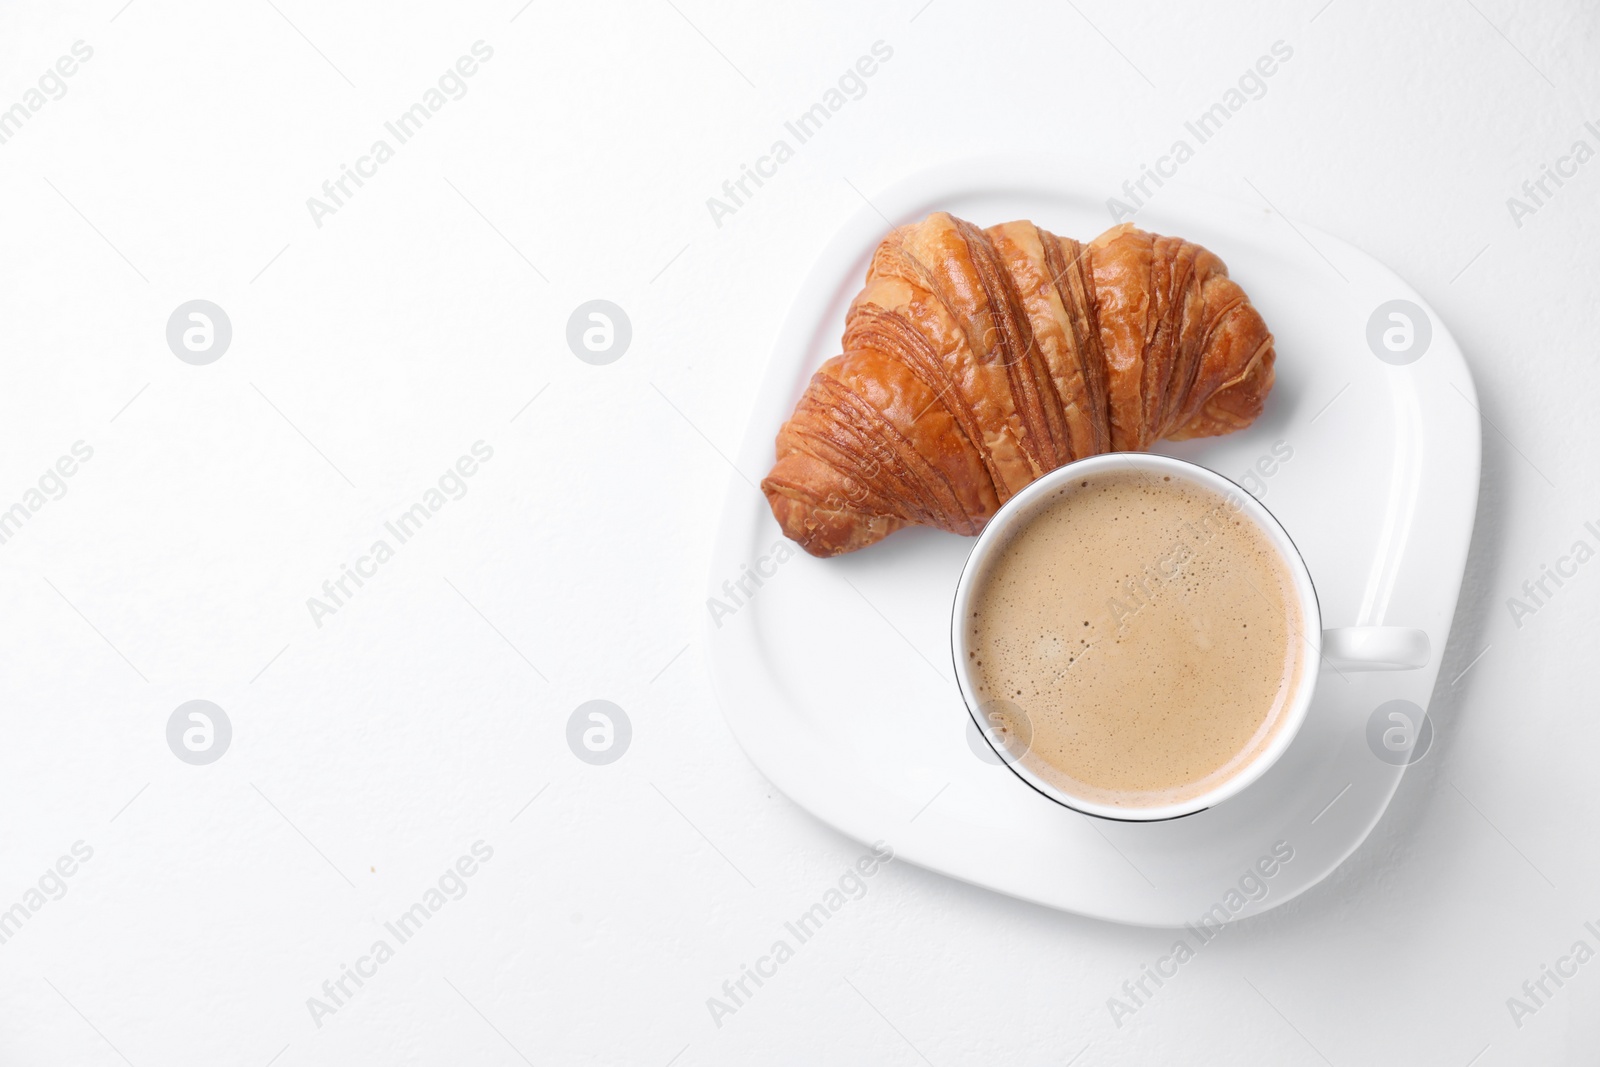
[961,466,1307,812]
[952,453,1432,821]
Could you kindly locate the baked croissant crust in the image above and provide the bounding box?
[761,213,1276,557]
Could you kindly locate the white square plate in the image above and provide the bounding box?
[704,158,1480,927]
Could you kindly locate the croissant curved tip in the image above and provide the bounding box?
[761,479,902,557]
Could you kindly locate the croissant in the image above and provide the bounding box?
[761,213,1276,557]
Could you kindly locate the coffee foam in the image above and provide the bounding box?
[965,469,1306,810]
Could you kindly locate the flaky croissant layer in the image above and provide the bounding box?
[761,213,1276,556]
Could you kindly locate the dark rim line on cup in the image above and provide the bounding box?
[951,452,1324,824]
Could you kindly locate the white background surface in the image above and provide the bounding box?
[0,1,1592,1064]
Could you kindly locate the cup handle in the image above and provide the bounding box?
[1321,627,1430,671]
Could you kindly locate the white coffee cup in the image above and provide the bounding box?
[950,452,1429,822]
